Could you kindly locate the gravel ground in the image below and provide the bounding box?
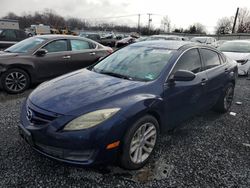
[0,77,249,188]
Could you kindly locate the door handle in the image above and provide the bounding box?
[62,55,71,59]
[224,68,229,73]
[89,52,96,55]
[201,78,207,86]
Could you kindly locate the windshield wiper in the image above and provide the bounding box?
[99,70,134,80]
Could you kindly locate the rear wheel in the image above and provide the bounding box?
[120,115,159,170]
[1,68,30,94]
[213,83,234,113]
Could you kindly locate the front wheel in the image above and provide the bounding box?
[120,115,159,170]
[213,83,235,113]
[1,68,30,94]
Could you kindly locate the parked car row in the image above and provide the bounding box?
[79,32,129,47]
[218,40,250,76]
[190,37,218,47]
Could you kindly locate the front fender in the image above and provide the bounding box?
[2,61,35,83]
[105,94,165,146]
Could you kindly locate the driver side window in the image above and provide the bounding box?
[43,40,68,53]
[171,48,202,75]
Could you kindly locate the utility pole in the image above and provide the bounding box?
[147,13,152,35]
[232,7,239,33]
[138,14,140,33]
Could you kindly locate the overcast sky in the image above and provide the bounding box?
[1,0,249,33]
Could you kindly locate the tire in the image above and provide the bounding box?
[120,115,159,170]
[1,68,30,94]
[213,83,235,113]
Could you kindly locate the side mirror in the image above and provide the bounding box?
[35,49,47,56]
[169,70,196,83]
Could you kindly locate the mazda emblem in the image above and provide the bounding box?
[27,109,33,121]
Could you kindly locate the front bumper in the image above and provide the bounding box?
[19,123,97,165]
[19,100,127,166]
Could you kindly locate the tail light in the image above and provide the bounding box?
[107,48,113,54]
[236,59,248,65]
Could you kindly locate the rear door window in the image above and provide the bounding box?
[200,49,221,70]
[70,40,92,51]
[43,40,68,53]
[172,48,202,74]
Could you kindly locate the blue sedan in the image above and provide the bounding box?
[19,41,238,169]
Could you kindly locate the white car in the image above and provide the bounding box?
[219,40,250,76]
[190,37,217,47]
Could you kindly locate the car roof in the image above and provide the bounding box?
[131,40,195,50]
[224,40,250,43]
[32,34,105,47]
[80,33,99,35]
[33,34,100,43]
[150,35,183,38]
[34,34,80,39]
[192,36,214,39]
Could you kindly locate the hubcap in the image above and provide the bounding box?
[224,87,234,110]
[129,123,157,164]
[5,72,27,92]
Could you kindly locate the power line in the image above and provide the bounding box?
[83,14,140,20]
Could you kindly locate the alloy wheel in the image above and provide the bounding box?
[5,71,27,92]
[224,87,234,110]
[129,122,157,164]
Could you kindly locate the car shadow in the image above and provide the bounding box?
[0,84,39,102]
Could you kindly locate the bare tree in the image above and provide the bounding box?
[161,16,171,32]
[215,17,232,34]
[185,23,206,34]
[237,7,250,33]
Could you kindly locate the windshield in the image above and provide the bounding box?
[93,46,175,81]
[191,38,207,43]
[218,41,250,53]
[4,37,45,53]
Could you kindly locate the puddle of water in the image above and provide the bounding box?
[132,158,174,183]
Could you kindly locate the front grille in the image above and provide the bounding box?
[27,108,57,126]
[35,142,94,162]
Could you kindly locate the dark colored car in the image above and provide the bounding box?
[0,29,27,50]
[19,41,237,169]
[0,35,112,93]
[79,33,117,47]
[115,37,136,48]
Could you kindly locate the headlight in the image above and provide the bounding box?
[63,108,120,131]
[236,59,248,65]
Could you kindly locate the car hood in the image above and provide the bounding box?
[223,52,250,61]
[0,51,22,58]
[29,69,145,115]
